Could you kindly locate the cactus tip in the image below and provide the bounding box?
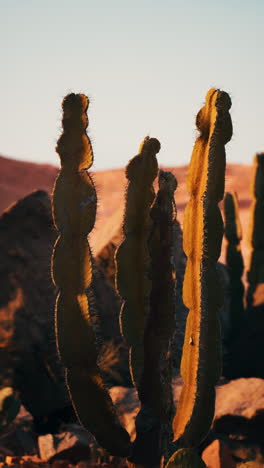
[62,93,88,112]
[139,136,161,154]
[159,170,177,193]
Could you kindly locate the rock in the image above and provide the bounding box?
[215,378,264,421]
[96,227,123,288]
[38,434,54,460]
[0,425,37,458]
[89,263,131,387]
[214,378,264,445]
[0,448,14,458]
[38,429,91,463]
[201,439,236,468]
[4,455,21,465]
[210,379,264,466]
[0,190,132,433]
[109,378,264,465]
[109,387,139,441]
[0,190,73,432]
[109,377,184,441]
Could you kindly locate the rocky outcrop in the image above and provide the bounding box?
[0,190,71,431]
[0,191,130,433]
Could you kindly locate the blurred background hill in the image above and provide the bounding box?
[0,154,253,264]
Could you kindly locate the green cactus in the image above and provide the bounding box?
[173,89,232,447]
[51,93,130,456]
[223,191,244,339]
[247,153,264,308]
[0,387,20,432]
[115,136,160,389]
[165,448,207,467]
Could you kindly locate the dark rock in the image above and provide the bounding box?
[0,190,73,431]
[38,428,91,463]
[223,304,264,379]
[214,378,264,442]
[201,439,236,468]
[0,190,131,433]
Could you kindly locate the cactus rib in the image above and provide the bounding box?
[173,89,232,446]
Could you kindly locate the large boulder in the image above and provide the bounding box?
[0,190,130,433]
[110,377,264,466]
[0,190,71,431]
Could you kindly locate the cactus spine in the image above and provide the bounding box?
[223,191,244,339]
[247,153,264,308]
[51,93,130,456]
[173,89,232,446]
[115,137,160,389]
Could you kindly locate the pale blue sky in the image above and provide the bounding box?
[0,0,263,170]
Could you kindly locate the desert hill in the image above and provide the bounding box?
[0,154,254,265]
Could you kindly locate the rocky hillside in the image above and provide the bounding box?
[0,155,254,264]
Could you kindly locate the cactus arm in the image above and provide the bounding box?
[115,137,160,388]
[173,89,232,446]
[247,153,264,307]
[223,191,244,338]
[52,93,130,456]
[165,448,207,468]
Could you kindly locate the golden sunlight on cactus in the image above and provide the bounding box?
[172,88,232,446]
[51,93,130,456]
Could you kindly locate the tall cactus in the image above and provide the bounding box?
[130,171,178,466]
[223,191,244,340]
[115,136,160,389]
[51,93,130,456]
[173,89,232,446]
[247,153,264,308]
[140,170,177,419]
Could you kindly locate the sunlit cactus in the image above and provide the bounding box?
[115,136,160,389]
[131,170,178,466]
[223,191,244,339]
[50,88,235,466]
[173,88,232,446]
[247,153,264,308]
[51,93,130,456]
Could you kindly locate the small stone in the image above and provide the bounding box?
[38,434,55,460]
[202,439,236,468]
[38,430,91,464]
